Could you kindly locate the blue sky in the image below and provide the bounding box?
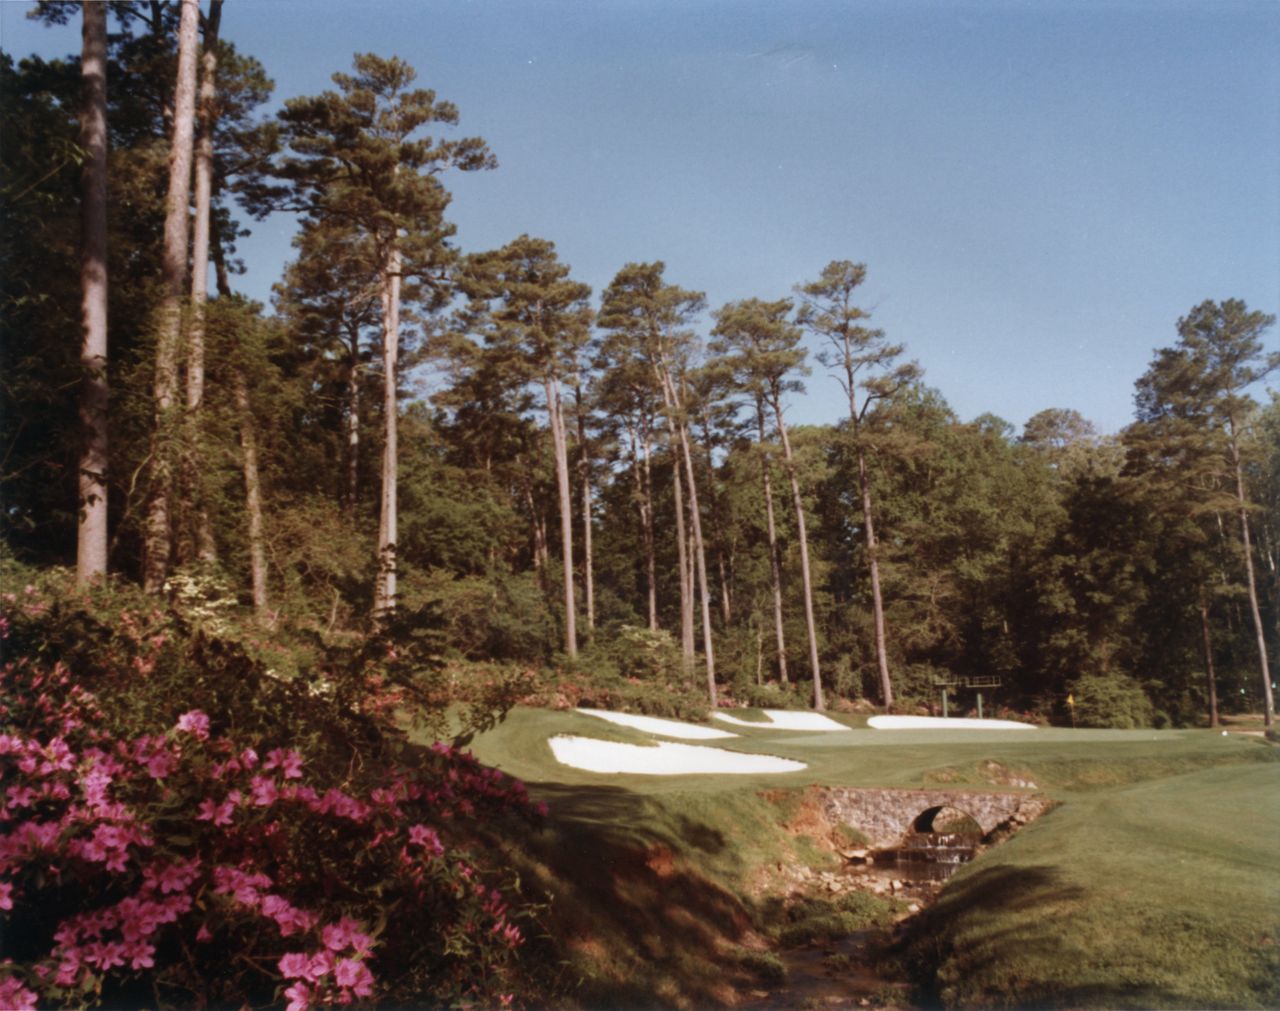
[4,0,1277,433]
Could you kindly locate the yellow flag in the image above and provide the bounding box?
[1067,693,1075,707]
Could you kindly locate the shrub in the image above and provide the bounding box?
[599,625,684,683]
[0,577,543,1009]
[733,681,806,711]
[1067,672,1156,729]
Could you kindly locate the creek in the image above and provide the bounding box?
[742,832,980,1009]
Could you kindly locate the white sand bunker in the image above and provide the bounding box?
[713,709,848,732]
[868,715,1037,730]
[549,735,807,775]
[577,708,737,740]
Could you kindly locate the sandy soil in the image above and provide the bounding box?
[548,735,808,775]
[576,707,738,739]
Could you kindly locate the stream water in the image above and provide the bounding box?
[742,833,980,1009]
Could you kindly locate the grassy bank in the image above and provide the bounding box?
[462,707,1279,1008]
[901,762,1280,1008]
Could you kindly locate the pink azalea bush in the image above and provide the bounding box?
[0,580,544,1009]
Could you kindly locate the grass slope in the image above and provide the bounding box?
[904,762,1280,1008]
[463,707,1279,1008]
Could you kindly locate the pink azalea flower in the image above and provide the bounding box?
[0,972,38,1011]
[264,748,304,779]
[0,882,12,910]
[250,776,279,807]
[124,940,155,970]
[283,980,313,1011]
[174,710,210,741]
[334,957,375,996]
[407,823,444,856]
[278,951,311,979]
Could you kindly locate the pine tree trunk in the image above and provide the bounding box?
[545,375,577,658]
[702,434,732,627]
[757,403,788,684]
[668,431,695,670]
[522,481,548,584]
[1231,443,1274,726]
[1198,594,1219,728]
[345,326,360,515]
[634,418,658,631]
[674,418,717,706]
[212,243,268,621]
[574,380,594,634]
[374,243,401,616]
[143,0,200,593]
[76,0,109,587]
[183,0,221,565]
[233,367,269,620]
[857,444,894,711]
[774,401,822,710]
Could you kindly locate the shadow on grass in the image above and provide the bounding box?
[515,781,755,1009]
[900,864,1198,1010]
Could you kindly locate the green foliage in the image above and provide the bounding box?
[403,568,553,662]
[0,571,542,1008]
[737,949,788,984]
[732,680,807,710]
[1068,672,1156,729]
[599,624,683,682]
[775,891,896,947]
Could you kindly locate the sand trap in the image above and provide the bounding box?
[577,708,737,740]
[549,735,807,775]
[868,715,1037,730]
[713,709,848,732]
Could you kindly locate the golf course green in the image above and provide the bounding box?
[464,707,1280,1009]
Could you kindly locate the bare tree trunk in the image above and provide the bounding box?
[773,403,822,710]
[857,445,893,711]
[1231,443,1274,727]
[374,243,401,616]
[76,0,109,587]
[345,325,360,515]
[716,550,732,628]
[143,0,200,593]
[211,243,268,621]
[626,419,659,631]
[545,375,577,657]
[757,402,788,684]
[669,434,695,670]
[574,380,594,635]
[521,481,549,584]
[1198,594,1219,728]
[702,435,732,628]
[233,368,269,620]
[182,0,221,565]
[674,419,717,705]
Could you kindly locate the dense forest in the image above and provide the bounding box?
[3,1,1277,732]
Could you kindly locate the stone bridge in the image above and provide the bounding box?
[817,787,1054,847]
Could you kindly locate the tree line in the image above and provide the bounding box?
[2,1,1276,727]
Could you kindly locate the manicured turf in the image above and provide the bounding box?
[463,707,1279,1008]
[907,762,1280,1008]
[468,705,1272,795]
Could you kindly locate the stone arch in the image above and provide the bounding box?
[910,804,984,835]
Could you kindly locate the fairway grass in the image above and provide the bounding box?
[463,707,1279,1008]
